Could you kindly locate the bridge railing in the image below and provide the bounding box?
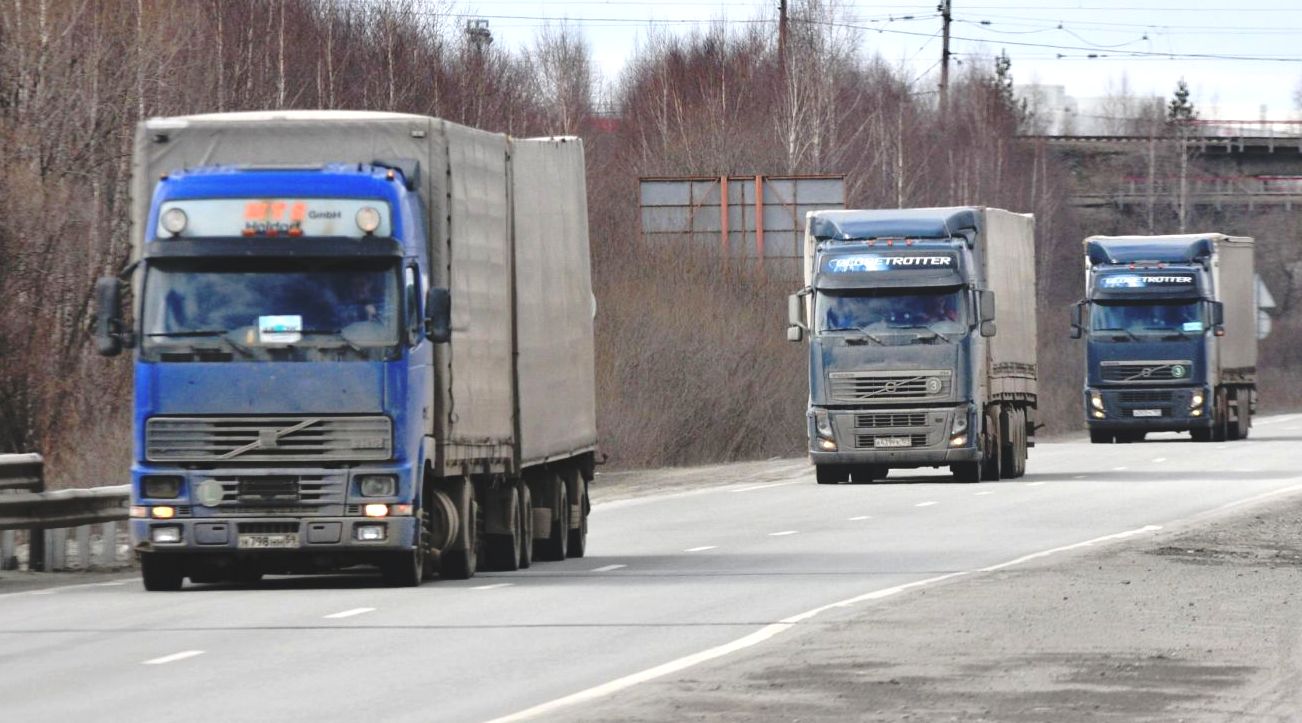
[0,454,130,572]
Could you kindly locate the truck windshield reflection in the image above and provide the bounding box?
[816,289,965,335]
[1091,301,1203,336]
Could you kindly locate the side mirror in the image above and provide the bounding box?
[787,326,804,342]
[787,291,808,343]
[978,289,996,323]
[1070,300,1085,339]
[94,277,124,357]
[425,287,451,344]
[980,320,997,338]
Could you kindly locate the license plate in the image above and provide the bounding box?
[1132,409,1162,418]
[874,437,912,448]
[238,533,299,549]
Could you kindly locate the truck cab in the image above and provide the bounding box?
[1074,235,1255,443]
[100,162,443,588]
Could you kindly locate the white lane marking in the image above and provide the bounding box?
[590,564,626,573]
[684,546,717,552]
[0,580,129,599]
[472,583,513,590]
[142,650,204,666]
[1073,475,1088,480]
[489,524,1165,723]
[915,501,938,507]
[975,490,995,496]
[731,481,801,493]
[848,515,871,520]
[323,607,375,620]
[1025,482,1045,487]
[768,530,799,537]
[1112,466,1128,471]
[1152,457,1167,463]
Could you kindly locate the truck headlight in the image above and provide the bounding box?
[151,526,182,544]
[355,206,381,234]
[142,475,182,499]
[813,410,834,439]
[160,208,188,235]
[1089,391,1104,411]
[1190,391,1205,409]
[358,474,397,497]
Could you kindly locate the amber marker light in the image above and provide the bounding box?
[152,506,176,519]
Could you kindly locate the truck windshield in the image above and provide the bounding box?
[816,288,965,335]
[1091,300,1203,337]
[141,258,400,362]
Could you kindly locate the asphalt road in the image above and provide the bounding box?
[5,415,1302,722]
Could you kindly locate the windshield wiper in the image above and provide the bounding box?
[145,330,230,338]
[847,327,887,346]
[1096,328,1142,342]
[912,327,954,344]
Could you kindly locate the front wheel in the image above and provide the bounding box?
[140,554,183,592]
[951,461,981,483]
[1089,429,1113,444]
[815,464,848,484]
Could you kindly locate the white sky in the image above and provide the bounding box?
[453,0,1302,121]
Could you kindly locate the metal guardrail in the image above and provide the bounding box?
[0,454,130,572]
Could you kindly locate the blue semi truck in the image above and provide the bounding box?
[94,112,597,590]
[1072,234,1256,443]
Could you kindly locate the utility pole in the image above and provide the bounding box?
[939,0,952,113]
[778,0,788,75]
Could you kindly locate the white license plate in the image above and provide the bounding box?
[1132,409,1162,418]
[238,533,299,549]
[874,437,912,448]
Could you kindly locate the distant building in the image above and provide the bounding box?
[1016,84,1163,136]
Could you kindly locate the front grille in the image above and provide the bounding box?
[855,433,929,449]
[1100,361,1191,383]
[146,416,392,462]
[237,522,299,534]
[829,371,952,403]
[1119,390,1175,404]
[855,412,927,428]
[205,475,343,515]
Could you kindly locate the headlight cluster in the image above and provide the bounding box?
[1190,390,1205,417]
[1089,390,1105,418]
[949,409,969,447]
[358,474,397,497]
[812,410,836,452]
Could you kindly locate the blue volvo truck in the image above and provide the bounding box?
[787,207,1039,483]
[1073,234,1256,443]
[94,112,597,590]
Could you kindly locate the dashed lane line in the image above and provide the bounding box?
[848,515,871,521]
[684,546,717,552]
[142,650,204,666]
[731,481,802,493]
[768,530,799,537]
[1025,482,1045,487]
[590,564,626,573]
[472,583,514,591]
[915,501,938,507]
[323,607,375,620]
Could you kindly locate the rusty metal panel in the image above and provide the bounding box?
[640,175,845,258]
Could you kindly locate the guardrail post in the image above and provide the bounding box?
[77,526,91,569]
[1,530,15,570]
[29,528,45,572]
[98,521,119,567]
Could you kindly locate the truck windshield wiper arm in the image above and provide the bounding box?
[145,330,230,337]
[1097,328,1142,342]
[849,327,887,345]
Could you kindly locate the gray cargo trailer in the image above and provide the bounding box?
[789,207,1038,483]
[102,111,595,588]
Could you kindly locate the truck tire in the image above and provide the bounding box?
[440,485,480,580]
[1191,427,1213,442]
[1089,429,1113,444]
[1229,388,1250,440]
[850,464,886,483]
[1007,407,1027,478]
[485,485,522,572]
[517,481,533,569]
[1000,407,1018,476]
[815,464,849,484]
[382,508,429,587]
[536,477,569,561]
[980,407,1002,481]
[1212,388,1230,442]
[951,461,981,483]
[567,476,588,559]
[140,553,183,592]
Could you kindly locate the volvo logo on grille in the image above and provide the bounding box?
[258,429,279,448]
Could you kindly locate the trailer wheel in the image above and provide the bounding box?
[815,464,848,484]
[1237,390,1251,439]
[1007,407,1027,478]
[140,553,183,592]
[485,485,522,572]
[517,482,533,569]
[1089,429,1113,444]
[536,476,569,561]
[1229,388,1250,441]
[1000,407,1018,476]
